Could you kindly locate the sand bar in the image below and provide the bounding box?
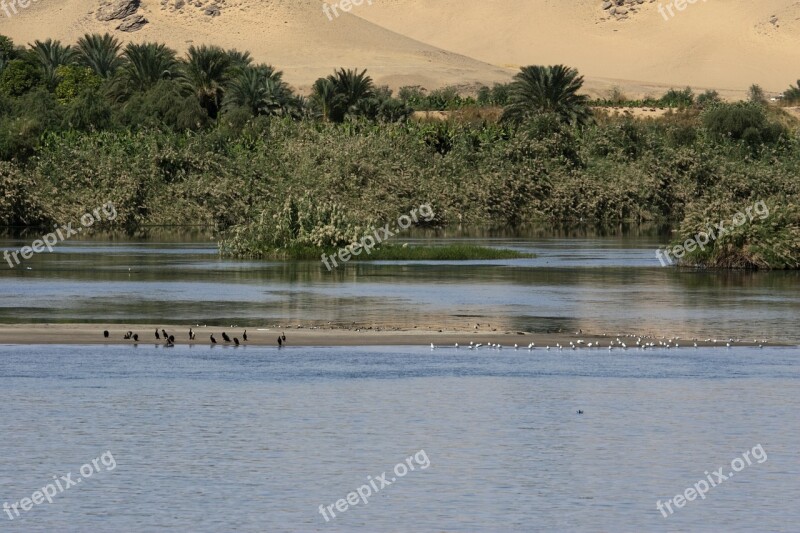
[0,324,781,348]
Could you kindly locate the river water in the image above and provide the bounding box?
[0,231,798,532]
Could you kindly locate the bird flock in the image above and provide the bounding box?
[102,327,289,347]
[430,334,767,351]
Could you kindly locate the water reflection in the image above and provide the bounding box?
[0,228,797,343]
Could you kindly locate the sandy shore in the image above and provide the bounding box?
[0,324,778,348]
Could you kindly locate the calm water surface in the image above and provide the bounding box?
[1,231,798,531]
[1,344,799,532]
[0,232,798,342]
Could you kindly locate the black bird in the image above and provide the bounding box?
[126,331,133,339]
[168,335,175,343]
[242,330,248,342]
[277,336,283,347]
[133,334,139,342]
[234,337,240,346]
[577,410,584,415]
[155,329,160,340]
[281,332,286,342]
[189,328,195,340]
[162,329,168,340]
[165,337,174,347]
[210,334,217,344]
[103,330,109,338]
[222,332,231,342]
[123,332,130,340]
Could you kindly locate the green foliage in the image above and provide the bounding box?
[675,199,800,270]
[660,87,695,108]
[748,84,766,104]
[783,80,800,104]
[502,65,592,127]
[0,59,42,96]
[220,194,371,257]
[702,102,786,147]
[54,65,102,103]
[0,161,50,226]
[695,90,721,109]
[117,79,208,131]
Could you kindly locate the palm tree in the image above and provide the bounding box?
[316,68,375,122]
[183,45,231,118]
[501,65,592,127]
[223,65,293,117]
[76,33,123,78]
[29,39,77,88]
[114,42,181,96]
[225,48,252,73]
[311,78,335,122]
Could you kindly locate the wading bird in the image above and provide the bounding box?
[277,337,283,347]
[234,338,240,346]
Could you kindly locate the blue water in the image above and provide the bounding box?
[1,344,798,532]
[1,236,799,343]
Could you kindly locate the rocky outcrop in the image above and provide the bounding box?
[97,0,140,21]
[601,0,649,22]
[117,14,148,32]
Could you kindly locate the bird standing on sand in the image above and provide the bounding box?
[103,330,109,338]
[210,334,217,344]
[222,332,231,342]
[189,328,195,340]
[133,334,139,342]
[162,329,168,340]
[242,330,248,342]
[281,332,286,342]
[234,338,240,346]
[155,329,160,340]
[277,337,283,347]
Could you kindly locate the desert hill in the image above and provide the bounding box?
[2,0,800,97]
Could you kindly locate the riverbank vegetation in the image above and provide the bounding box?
[0,33,798,268]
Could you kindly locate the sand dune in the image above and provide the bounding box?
[2,0,800,95]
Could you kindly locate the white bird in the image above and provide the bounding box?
[514,344,518,350]
[455,343,459,349]
[431,343,435,350]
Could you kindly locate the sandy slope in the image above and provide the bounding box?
[358,0,800,97]
[0,0,511,91]
[2,0,800,95]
